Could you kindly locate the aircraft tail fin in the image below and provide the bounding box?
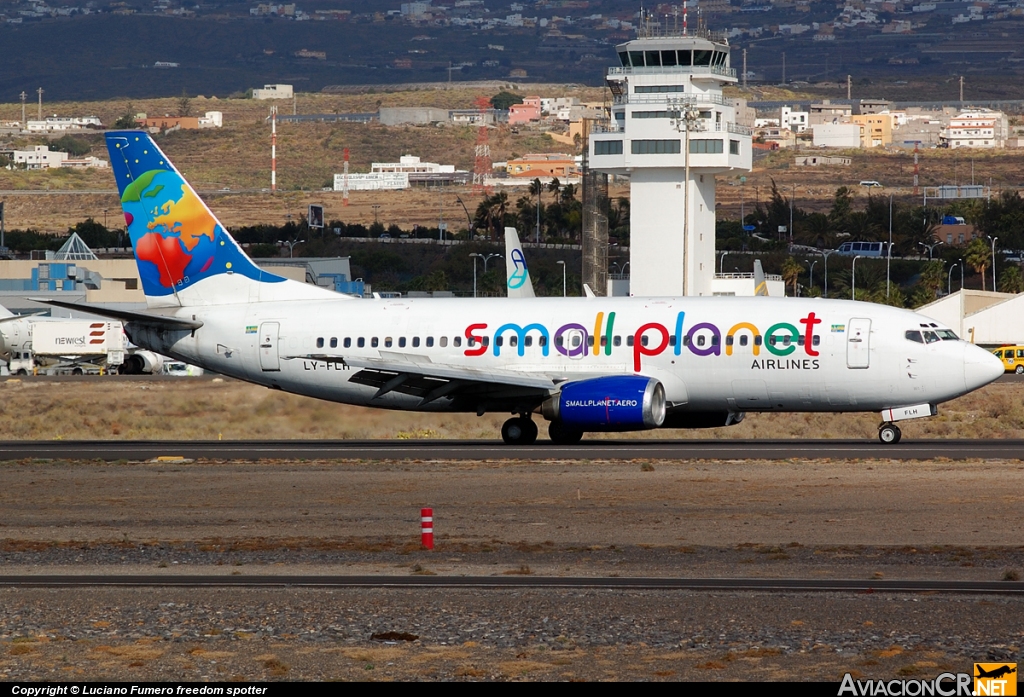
[504,226,535,298]
[753,259,770,297]
[105,131,341,308]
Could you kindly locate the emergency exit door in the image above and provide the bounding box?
[846,318,871,369]
[259,322,280,371]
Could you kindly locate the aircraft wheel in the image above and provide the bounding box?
[1015,365,1023,375]
[502,417,537,445]
[878,424,901,444]
[15,369,28,376]
[72,368,83,375]
[548,420,583,445]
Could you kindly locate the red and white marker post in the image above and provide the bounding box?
[421,508,434,550]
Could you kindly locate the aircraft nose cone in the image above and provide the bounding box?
[963,343,1004,392]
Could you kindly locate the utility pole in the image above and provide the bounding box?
[959,76,964,103]
[270,105,277,193]
[742,49,747,89]
[19,91,26,126]
[36,87,43,121]
[847,75,851,101]
[781,52,786,85]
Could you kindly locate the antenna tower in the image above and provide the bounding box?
[270,105,277,193]
[342,147,350,207]
[913,141,920,197]
[472,96,492,192]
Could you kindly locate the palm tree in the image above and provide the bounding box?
[781,257,802,296]
[528,178,543,242]
[965,237,991,291]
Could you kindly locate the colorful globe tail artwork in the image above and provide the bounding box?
[105,131,285,306]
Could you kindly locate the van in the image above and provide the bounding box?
[992,346,1024,374]
[836,241,886,257]
[859,180,883,188]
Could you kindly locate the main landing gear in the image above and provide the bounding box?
[878,422,902,444]
[548,420,583,446]
[501,416,538,445]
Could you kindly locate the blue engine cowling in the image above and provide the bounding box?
[542,375,666,431]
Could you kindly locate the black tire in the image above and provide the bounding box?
[501,415,528,442]
[548,420,584,445]
[71,368,83,375]
[1015,365,1023,375]
[521,418,538,445]
[15,369,28,376]
[878,425,901,444]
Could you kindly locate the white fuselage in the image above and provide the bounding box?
[128,295,998,418]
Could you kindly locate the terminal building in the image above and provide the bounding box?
[589,20,754,296]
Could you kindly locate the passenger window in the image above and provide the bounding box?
[587,336,594,347]
[495,336,504,347]
[754,336,763,346]
[1017,350,1024,358]
[813,336,820,346]
[740,335,748,346]
[669,335,677,347]
[412,337,420,348]
[330,337,338,349]
[711,335,720,346]
[798,336,805,346]
[454,336,461,347]
[482,336,489,347]
[468,337,476,347]
[641,335,649,347]
[572,335,581,348]
[524,336,532,347]
[906,331,924,343]
[384,337,393,348]
[600,336,607,347]
[510,336,517,347]
[783,336,791,346]
[316,337,324,348]
[613,336,621,347]
[682,335,691,346]
[769,336,777,346]
[557,336,565,347]
[725,335,734,346]
[358,337,365,348]
[696,335,705,347]
[399,337,406,348]
[539,336,547,347]
[344,338,351,348]
[371,337,379,348]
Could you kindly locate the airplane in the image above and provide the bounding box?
[975,665,1016,680]
[34,131,1004,445]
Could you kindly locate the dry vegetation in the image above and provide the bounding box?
[1,377,1021,441]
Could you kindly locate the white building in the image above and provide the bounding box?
[25,116,102,132]
[941,110,1008,149]
[252,84,294,100]
[333,172,410,191]
[918,290,1024,346]
[812,123,862,148]
[10,145,67,169]
[780,106,809,133]
[198,111,223,128]
[589,25,752,297]
[371,155,454,175]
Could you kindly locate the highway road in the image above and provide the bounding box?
[0,438,1020,461]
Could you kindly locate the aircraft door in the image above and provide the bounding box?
[259,322,281,372]
[846,318,871,369]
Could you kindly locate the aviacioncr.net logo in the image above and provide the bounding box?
[838,672,974,696]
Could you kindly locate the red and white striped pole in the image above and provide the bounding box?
[421,508,434,550]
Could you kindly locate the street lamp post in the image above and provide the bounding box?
[851,255,864,300]
[719,250,730,275]
[887,194,893,298]
[556,260,566,297]
[285,239,305,258]
[670,100,704,296]
[918,240,943,259]
[821,249,836,297]
[948,262,958,296]
[808,260,817,291]
[470,253,479,297]
[990,236,998,292]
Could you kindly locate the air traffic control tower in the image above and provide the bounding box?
[589,19,752,297]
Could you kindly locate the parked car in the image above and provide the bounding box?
[992,346,1024,374]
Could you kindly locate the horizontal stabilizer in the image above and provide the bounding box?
[28,298,204,330]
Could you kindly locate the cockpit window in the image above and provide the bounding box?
[923,331,940,344]
[936,329,959,340]
[905,330,924,343]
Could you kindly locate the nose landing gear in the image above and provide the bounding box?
[501,415,538,445]
[878,422,902,444]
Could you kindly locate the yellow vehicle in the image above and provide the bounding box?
[992,346,1024,374]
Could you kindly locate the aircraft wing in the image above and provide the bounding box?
[287,352,559,406]
[28,298,204,330]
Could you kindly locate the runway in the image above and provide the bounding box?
[1,575,1022,594]
[1,438,1021,461]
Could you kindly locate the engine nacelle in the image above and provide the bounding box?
[543,375,666,431]
[119,350,164,375]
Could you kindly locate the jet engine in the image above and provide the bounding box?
[542,375,666,431]
[119,350,164,375]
